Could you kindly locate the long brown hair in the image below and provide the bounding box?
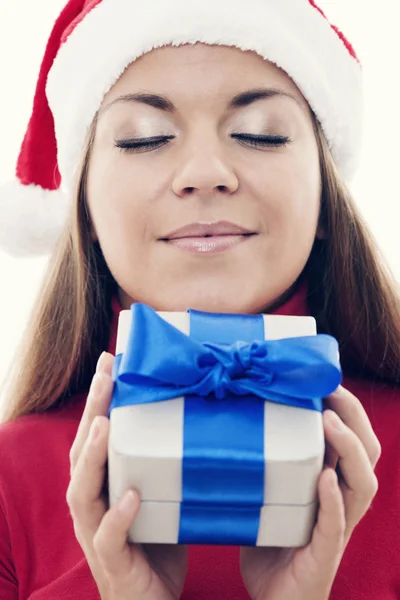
[1,113,400,424]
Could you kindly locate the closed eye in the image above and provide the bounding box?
[232,134,291,149]
[114,134,291,153]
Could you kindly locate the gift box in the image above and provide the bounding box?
[107,304,341,547]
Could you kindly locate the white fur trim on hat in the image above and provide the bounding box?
[47,0,363,188]
[0,181,70,257]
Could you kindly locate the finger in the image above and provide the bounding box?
[67,415,110,537]
[308,468,345,575]
[324,386,381,468]
[324,410,379,533]
[69,351,114,453]
[69,354,115,475]
[96,350,115,377]
[93,490,151,593]
[324,439,339,471]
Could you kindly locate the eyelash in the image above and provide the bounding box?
[114,134,291,153]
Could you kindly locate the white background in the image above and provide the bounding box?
[0,1,399,404]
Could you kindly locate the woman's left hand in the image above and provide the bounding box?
[240,385,381,600]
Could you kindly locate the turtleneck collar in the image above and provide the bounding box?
[107,274,311,355]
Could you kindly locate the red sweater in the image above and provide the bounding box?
[1,280,400,600]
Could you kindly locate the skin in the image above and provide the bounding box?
[87,43,325,314]
[67,44,381,600]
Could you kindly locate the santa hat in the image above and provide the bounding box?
[0,0,363,257]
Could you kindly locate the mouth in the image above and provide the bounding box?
[159,221,258,254]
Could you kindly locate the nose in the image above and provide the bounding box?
[172,137,239,199]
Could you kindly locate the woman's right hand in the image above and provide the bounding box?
[67,351,188,600]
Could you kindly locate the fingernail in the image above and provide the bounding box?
[118,490,136,516]
[96,351,107,373]
[90,373,105,397]
[329,411,345,431]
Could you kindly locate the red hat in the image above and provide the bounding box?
[0,0,363,257]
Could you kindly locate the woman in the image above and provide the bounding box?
[0,0,399,598]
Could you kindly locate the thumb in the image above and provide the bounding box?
[307,468,345,575]
[93,490,152,588]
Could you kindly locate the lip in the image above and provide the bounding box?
[161,220,256,240]
[166,235,253,253]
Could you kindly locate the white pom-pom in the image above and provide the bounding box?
[0,180,70,257]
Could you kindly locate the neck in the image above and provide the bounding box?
[267,273,310,317]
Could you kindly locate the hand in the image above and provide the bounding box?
[239,385,381,600]
[67,352,188,600]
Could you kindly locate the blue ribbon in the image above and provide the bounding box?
[109,303,342,545]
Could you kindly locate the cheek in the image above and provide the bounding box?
[256,151,320,232]
[87,152,155,245]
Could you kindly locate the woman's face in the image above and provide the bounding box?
[87,43,323,313]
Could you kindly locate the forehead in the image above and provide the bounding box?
[101,43,310,115]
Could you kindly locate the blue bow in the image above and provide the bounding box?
[110,303,342,413]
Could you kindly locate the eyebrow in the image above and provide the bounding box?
[100,87,307,116]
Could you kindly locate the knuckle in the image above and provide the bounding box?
[66,482,76,510]
[66,472,87,514]
[66,485,86,519]
[69,447,78,470]
[360,473,379,502]
[332,521,346,541]
[368,473,379,498]
[66,479,79,509]
[371,440,382,464]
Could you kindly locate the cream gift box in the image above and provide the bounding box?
[107,303,341,547]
